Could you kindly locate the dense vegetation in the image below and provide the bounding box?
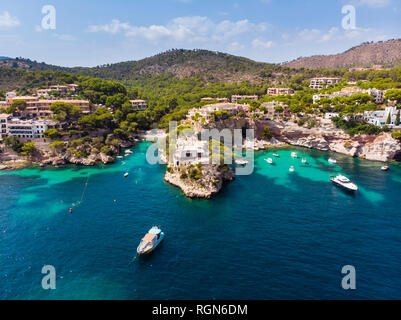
[2,49,401,144]
[331,116,390,136]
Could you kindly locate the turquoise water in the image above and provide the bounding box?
[1,142,401,299]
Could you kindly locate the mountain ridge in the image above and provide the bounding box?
[285,39,401,70]
[1,39,400,87]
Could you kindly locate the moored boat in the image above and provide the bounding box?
[124,172,129,177]
[291,152,298,158]
[330,174,358,192]
[265,158,273,164]
[328,157,337,164]
[381,165,389,171]
[302,158,307,164]
[289,166,294,172]
[125,150,133,154]
[273,153,279,157]
[235,159,249,166]
[137,226,165,255]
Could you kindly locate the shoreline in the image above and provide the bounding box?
[1,139,398,172]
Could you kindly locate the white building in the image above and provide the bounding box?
[261,102,290,118]
[267,88,294,96]
[325,112,340,119]
[2,118,58,140]
[187,103,246,120]
[172,135,210,167]
[363,107,401,128]
[130,99,147,111]
[313,87,385,104]
[366,88,385,104]
[231,95,258,103]
[309,78,341,90]
[0,114,11,139]
[313,93,332,104]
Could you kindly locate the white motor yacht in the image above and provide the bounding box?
[330,175,358,192]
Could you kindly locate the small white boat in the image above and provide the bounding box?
[125,150,133,154]
[289,166,294,172]
[124,172,129,177]
[273,153,279,158]
[137,226,165,255]
[265,158,273,164]
[328,157,337,164]
[302,158,307,164]
[381,165,389,171]
[330,174,358,192]
[116,156,123,159]
[235,159,249,166]
[291,152,298,158]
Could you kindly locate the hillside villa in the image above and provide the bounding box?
[130,99,148,111]
[36,84,80,97]
[313,87,385,104]
[187,103,247,120]
[1,92,90,117]
[309,77,342,90]
[0,114,59,140]
[363,107,401,128]
[231,95,258,102]
[261,102,291,118]
[267,88,294,96]
[172,135,210,167]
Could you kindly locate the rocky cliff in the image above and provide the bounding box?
[164,164,234,199]
[266,118,401,162]
[203,117,401,162]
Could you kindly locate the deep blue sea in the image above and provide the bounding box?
[1,142,401,299]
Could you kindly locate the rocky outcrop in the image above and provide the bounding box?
[268,118,401,162]
[42,151,115,167]
[164,164,234,199]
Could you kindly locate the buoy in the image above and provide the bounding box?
[69,208,72,213]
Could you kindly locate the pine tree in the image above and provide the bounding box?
[386,112,391,124]
[396,110,400,126]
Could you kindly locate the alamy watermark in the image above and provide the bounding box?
[41,265,56,290]
[342,5,356,30]
[39,5,56,31]
[145,121,255,175]
[341,265,356,290]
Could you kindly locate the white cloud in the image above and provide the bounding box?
[0,11,20,29]
[252,38,274,49]
[87,16,271,43]
[352,0,391,7]
[296,26,394,44]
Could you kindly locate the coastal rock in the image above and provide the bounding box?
[355,133,401,162]
[271,118,401,162]
[164,164,234,199]
[99,152,114,164]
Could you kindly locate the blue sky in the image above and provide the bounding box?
[0,0,400,67]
